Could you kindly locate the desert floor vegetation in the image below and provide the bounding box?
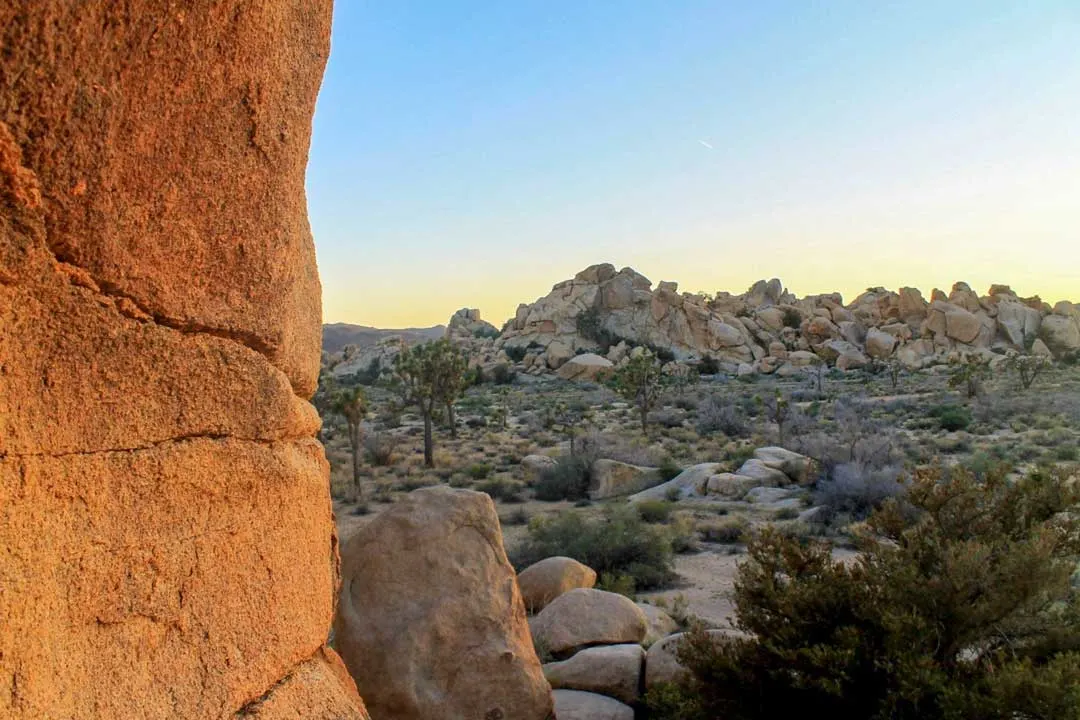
[322,361,1080,616]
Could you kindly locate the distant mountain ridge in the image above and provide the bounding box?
[322,322,445,354]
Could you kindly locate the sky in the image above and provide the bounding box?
[307,1,1080,328]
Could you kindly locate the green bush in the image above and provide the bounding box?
[698,516,748,544]
[698,355,721,375]
[511,505,677,590]
[467,462,492,480]
[658,456,683,483]
[652,465,1080,720]
[637,500,676,524]
[781,307,802,329]
[930,404,972,432]
[533,454,592,501]
[491,363,516,384]
[504,346,527,363]
[476,477,524,503]
[1055,445,1079,462]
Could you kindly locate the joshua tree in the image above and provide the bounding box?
[552,400,593,455]
[610,351,664,434]
[393,338,468,466]
[808,356,826,396]
[331,386,367,494]
[761,392,792,446]
[947,354,991,399]
[1005,352,1048,391]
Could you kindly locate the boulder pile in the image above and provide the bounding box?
[629,447,813,502]
[517,556,706,717]
[497,264,1080,377]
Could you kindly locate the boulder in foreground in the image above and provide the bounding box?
[334,486,552,720]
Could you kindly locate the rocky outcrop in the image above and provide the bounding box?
[447,307,499,338]
[629,448,814,503]
[1,3,366,718]
[557,353,615,381]
[330,335,407,378]
[334,487,552,720]
[518,556,598,613]
[493,263,1077,377]
[590,459,663,499]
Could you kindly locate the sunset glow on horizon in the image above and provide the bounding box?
[308,1,1080,329]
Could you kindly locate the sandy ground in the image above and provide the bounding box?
[639,548,742,627]
[639,545,860,628]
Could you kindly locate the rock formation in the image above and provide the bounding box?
[495,263,1080,377]
[1,3,366,718]
[334,486,553,720]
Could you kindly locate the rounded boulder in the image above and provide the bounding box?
[531,588,648,656]
[517,556,598,613]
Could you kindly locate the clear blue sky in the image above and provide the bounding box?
[307,1,1080,327]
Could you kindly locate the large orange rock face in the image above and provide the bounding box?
[0,2,367,718]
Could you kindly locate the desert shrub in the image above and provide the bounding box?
[781,307,802,328]
[363,430,398,466]
[581,431,662,467]
[533,454,592,501]
[576,305,621,351]
[637,500,676,524]
[698,516,749,544]
[511,505,677,590]
[396,475,438,493]
[931,404,972,432]
[652,465,1080,720]
[658,456,683,483]
[473,326,500,340]
[672,395,699,411]
[504,345,527,363]
[500,507,530,526]
[654,346,677,363]
[490,363,517,384]
[813,461,907,521]
[696,395,749,437]
[476,477,524,503]
[698,355,721,375]
[1055,445,1079,462]
[597,572,637,598]
[466,462,492,480]
[774,506,799,520]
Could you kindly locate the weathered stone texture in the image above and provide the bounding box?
[1,2,366,718]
